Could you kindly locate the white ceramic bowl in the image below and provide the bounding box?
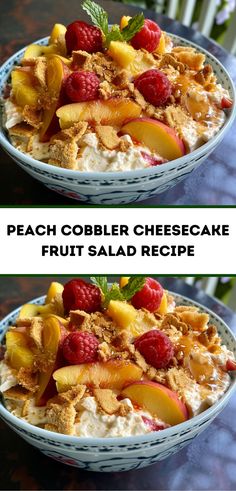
[0,35,236,204]
[0,292,235,472]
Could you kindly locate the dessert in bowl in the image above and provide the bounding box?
[0,276,235,472]
[0,1,235,204]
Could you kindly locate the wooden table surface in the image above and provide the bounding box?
[1,0,236,205]
[0,276,236,490]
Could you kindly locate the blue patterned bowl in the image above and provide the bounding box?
[0,292,235,472]
[0,35,236,204]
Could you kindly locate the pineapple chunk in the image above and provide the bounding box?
[49,23,67,44]
[45,281,64,304]
[108,41,136,68]
[156,292,168,315]
[155,32,165,55]
[120,16,132,30]
[119,276,130,288]
[11,70,39,107]
[107,300,137,329]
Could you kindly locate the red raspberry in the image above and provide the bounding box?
[66,21,103,54]
[131,19,161,53]
[135,329,174,369]
[221,96,233,109]
[134,69,171,106]
[62,279,101,314]
[63,331,99,364]
[142,416,168,431]
[131,277,163,312]
[226,359,236,370]
[65,71,100,102]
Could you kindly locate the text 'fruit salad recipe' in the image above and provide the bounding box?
[0,277,235,437]
[2,1,233,171]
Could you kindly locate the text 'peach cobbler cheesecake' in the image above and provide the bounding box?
[2,1,233,172]
[0,277,236,437]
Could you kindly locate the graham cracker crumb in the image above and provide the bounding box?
[49,139,78,169]
[95,125,120,150]
[29,317,43,349]
[17,368,38,393]
[178,311,209,332]
[46,401,76,435]
[69,309,90,328]
[98,341,113,362]
[94,388,121,415]
[34,57,47,88]
[4,386,30,400]
[22,105,42,129]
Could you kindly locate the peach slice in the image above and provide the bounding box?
[122,381,188,425]
[121,118,185,160]
[40,56,70,141]
[45,281,64,304]
[11,70,39,107]
[19,302,56,319]
[56,99,141,129]
[6,331,29,352]
[35,316,63,405]
[53,361,142,393]
[107,300,137,329]
[23,43,59,60]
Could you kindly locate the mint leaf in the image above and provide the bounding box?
[106,25,123,47]
[122,276,146,300]
[91,276,146,308]
[90,276,108,295]
[122,14,145,42]
[104,283,124,308]
[82,1,144,48]
[82,0,108,35]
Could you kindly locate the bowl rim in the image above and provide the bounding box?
[0,33,236,180]
[0,290,235,446]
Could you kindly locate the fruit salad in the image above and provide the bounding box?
[0,277,235,437]
[2,1,233,172]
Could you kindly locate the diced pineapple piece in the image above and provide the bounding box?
[155,32,165,55]
[119,276,130,288]
[120,15,132,30]
[108,41,136,68]
[9,346,34,370]
[156,292,168,315]
[11,70,39,107]
[49,23,67,44]
[107,300,137,329]
[45,282,64,304]
[128,51,154,76]
[57,99,141,129]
